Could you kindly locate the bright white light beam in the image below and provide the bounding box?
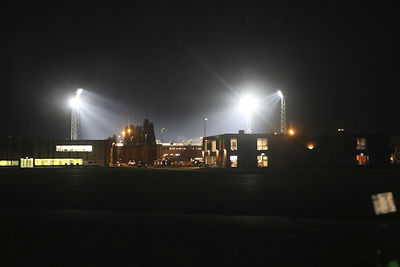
[239,94,259,133]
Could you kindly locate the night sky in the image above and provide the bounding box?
[2,2,399,141]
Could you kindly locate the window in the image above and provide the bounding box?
[257,154,268,167]
[211,140,217,152]
[356,153,369,166]
[257,138,268,150]
[0,160,19,167]
[56,145,93,152]
[230,155,238,168]
[230,138,237,151]
[20,158,33,168]
[204,141,207,151]
[35,158,83,166]
[356,138,367,150]
[209,156,216,166]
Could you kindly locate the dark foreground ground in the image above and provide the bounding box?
[1,168,400,266]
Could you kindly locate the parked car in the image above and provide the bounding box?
[137,161,148,168]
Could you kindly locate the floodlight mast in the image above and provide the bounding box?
[71,88,83,140]
[277,90,287,134]
[246,113,252,134]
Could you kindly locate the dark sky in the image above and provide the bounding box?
[1,2,399,141]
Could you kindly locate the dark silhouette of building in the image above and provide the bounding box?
[203,131,397,168]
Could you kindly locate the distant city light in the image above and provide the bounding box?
[307,143,315,150]
[122,131,126,135]
[127,129,131,133]
[289,129,295,136]
[277,90,283,99]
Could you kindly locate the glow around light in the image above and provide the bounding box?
[69,97,80,108]
[239,94,259,114]
[289,129,295,136]
[277,90,283,98]
[76,88,83,97]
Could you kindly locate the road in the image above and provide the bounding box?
[1,168,400,266]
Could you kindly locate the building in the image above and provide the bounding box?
[0,137,112,168]
[158,142,202,161]
[112,143,157,165]
[203,130,397,168]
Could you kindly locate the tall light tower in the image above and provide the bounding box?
[277,90,286,134]
[204,117,208,137]
[70,88,83,140]
[160,127,165,143]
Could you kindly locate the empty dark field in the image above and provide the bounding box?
[1,168,400,266]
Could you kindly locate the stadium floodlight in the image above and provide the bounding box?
[69,97,81,108]
[239,95,258,115]
[70,88,83,140]
[203,117,208,137]
[76,88,83,97]
[277,90,287,134]
[239,94,259,134]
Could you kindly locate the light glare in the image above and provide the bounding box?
[239,95,258,114]
[69,98,80,108]
[76,88,83,97]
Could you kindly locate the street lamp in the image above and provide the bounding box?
[70,88,83,140]
[277,90,287,134]
[239,94,258,133]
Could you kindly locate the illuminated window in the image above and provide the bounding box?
[209,156,216,166]
[35,158,83,166]
[356,138,367,150]
[211,140,217,152]
[204,140,207,151]
[230,155,238,167]
[356,154,369,166]
[257,154,268,167]
[230,138,237,151]
[257,138,268,150]
[20,158,34,168]
[0,160,19,167]
[56,145,93,152]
